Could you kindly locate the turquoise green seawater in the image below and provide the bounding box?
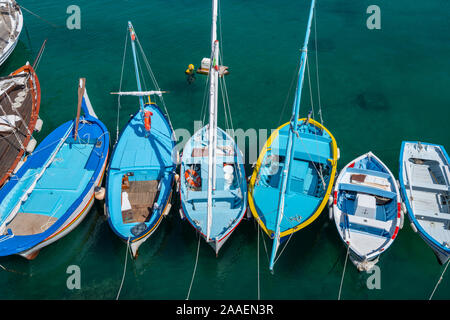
[0,0,449,300]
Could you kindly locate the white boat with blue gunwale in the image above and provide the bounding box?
[105,22,177,258]
[331,151,402,271]
[399,141,450,264]
[178,0,247,255]
[0,78,109,259]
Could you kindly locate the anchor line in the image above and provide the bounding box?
[116,237,130,300]
[186,233,201,300]
[338,244,350,300]
[429,259,450,300]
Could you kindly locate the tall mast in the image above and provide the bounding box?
[269,0,316,272]
[128,21,145,114]
[206,0,219,242]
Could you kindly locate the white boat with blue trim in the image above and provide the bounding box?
[399,141,450,264]
[331,151,403,271]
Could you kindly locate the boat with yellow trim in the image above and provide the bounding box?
[248,0,338,272]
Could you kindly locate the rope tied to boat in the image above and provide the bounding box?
[19,5,62,29]
[338,242,350,300]
[116,236,131,300]
[186,233,201,300]
[429,259,450,300]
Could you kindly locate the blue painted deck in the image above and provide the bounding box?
[179,126,247,241]
[0,93,109,256]
[106,103,176,241]
[252,120,334,237]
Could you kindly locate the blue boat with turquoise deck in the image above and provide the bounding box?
[105,22,177,258]
[248,0,338,272]
[0,78,109,259]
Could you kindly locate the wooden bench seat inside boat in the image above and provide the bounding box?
[5,212,57,236]
[122,180,159,224]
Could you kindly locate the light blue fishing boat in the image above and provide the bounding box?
[105,22,177,258]
[0,78,109,259]
[331,152,402,271]
[179,0,247,255]
[399,142,450,264]
[248,0,338,272]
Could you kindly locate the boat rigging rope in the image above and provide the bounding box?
[116,29,128,143]
[134,35,177,141]
[338,244,350,300]
[429,259,450,300]
[313,7,323,125]
[116,236,130,300]
[186,233,201,300]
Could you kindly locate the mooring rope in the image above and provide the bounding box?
[429,259,450,300]
[338,244,350,300]
[257,222,260,300]
[19,6,61,29]
[186,234,201,300]
[116,237,130,300]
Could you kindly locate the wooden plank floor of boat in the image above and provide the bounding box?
[0,81,34,181]
[122,180,159,224]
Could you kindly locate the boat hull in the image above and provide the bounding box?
[332,152,402,271]
[0,1,23,66]
[0,90,109,258]
[249,118,338,240]
[179,126,248,255]
[0,64,41,188]
[399,141,450,265]
[105,104,176,257]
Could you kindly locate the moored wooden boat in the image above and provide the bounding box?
[0,79,109,259]
[331,152,402,271]
[0,63,41,188]
[399,141,450,264]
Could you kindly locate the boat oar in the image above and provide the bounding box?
[74,78,85,140]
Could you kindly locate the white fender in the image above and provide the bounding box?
[94,186,105,201]
[163,203,172,216]
[327,194,334,207]
[337,147,340,160]
[26,138,37,153]
[179,208,185,220]
[401,202,407,215]
[399,210,404,229]
[34,118,43,132]
[410,222,418,233]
